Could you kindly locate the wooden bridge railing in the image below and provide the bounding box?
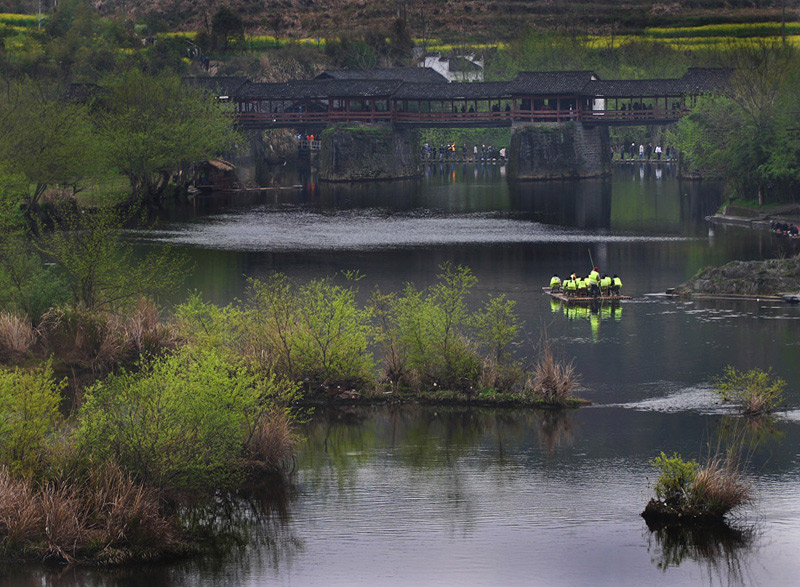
[237,107,688,126]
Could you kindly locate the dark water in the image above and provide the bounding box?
[7,162,800,586]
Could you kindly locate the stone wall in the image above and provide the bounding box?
[508,122,610,180]
[318,124,419,182]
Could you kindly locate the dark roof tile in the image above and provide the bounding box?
[506,70,599,95]
[235,79,403,100]
[315,67,448,84]
[392,81,510,100]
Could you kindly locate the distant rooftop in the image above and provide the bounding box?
[315,67,448,84]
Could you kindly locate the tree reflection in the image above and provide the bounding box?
[645,519,757,586]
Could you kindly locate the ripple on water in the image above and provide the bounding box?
[143,209,692,251]
[610,382,730,414]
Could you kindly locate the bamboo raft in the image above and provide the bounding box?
[542,287,631,303]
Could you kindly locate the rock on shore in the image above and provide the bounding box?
[677,255,800,296]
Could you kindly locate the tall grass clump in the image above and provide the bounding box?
[0,464,177,564]
[523,336,580,406]
[643,448,751,524]
[713,366,785,416]
[0,312,36,363]
[77,347,296,492]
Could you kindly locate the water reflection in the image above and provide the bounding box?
[645,520,757,586]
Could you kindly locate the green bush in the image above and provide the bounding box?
[0,363,64,476]
[651,451,699,503]
[388,264,483,392]
[714,366,785,415]
[76,348,286,491]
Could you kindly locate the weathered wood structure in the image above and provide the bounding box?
[207,67,730,129]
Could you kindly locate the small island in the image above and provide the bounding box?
[673,255,800,299]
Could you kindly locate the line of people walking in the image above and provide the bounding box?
[421,143,507,162]
[613,143,673,161]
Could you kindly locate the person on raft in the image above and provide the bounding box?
[550,274,562,292]
[588,267,601,298]
[612,275,623,296]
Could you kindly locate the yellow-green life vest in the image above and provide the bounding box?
[550,276,561,287]
[613,277,622,287]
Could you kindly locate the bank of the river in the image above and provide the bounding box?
[674,254,800,297]
[298,390,590,410]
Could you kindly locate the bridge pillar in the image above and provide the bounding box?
[318,124,419,182]
[507,122,610,181]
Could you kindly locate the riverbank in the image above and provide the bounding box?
[674,254,800,297]
[298,389,590,410]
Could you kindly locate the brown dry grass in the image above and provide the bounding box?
[691,452,752,518]
[37,299,178,375]
[526,346,580,405]
[0,312,36,364]
[246,410,296,472]
[0,464,177,564]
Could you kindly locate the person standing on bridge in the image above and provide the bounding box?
[473,145,478,162]
[638,144,644,160]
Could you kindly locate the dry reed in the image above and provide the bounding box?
[527,346,580,404]
[246,410,296,472]
[691,452,752,518]
[0,312,36,363]
[0,464,176,564]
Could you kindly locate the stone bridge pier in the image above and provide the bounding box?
[318,124,419,182]
[507,122,611,181]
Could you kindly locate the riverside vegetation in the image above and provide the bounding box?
[0,224,583,564]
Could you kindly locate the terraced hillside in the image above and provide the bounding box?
[3,0,795,40]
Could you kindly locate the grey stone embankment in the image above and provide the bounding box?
[676,255,800,297]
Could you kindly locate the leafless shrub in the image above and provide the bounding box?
[0,312,36,364]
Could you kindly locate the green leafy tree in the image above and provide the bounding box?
[96,70,239,206]
[211,6,244,51]
[0,78,105,212]
[35,206,188,310]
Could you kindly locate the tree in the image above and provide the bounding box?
[96,70,239,206]
[674,41,800,205]
[0,78,104,213]
[211,6,244,51]
[34,206,188,311]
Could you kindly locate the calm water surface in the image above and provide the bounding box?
[6,162,800,586]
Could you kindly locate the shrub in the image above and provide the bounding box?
[714,366,785,415]
[245,274,375,390]
[388,264,483,392]
[77,348,290,492]
[37,299,176,375]
[245,408,297,472]
[0,363,64,476]
[646,449,751,522]
[651,451,699,504]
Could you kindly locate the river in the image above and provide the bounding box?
[5,162,800,586]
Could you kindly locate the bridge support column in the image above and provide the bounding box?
[318,124,419,181]
[507,122,610,181]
